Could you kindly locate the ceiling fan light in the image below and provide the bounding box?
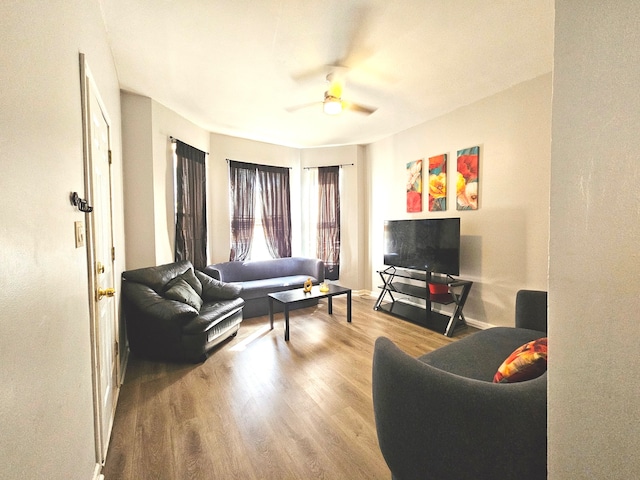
[323,97,342,115]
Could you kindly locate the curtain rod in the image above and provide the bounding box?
[303,163,354,169]
[226,159,292,169]
[169,136,209,155]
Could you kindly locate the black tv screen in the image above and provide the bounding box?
[383,218,460,275]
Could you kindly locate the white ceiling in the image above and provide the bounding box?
[99,0,554,148]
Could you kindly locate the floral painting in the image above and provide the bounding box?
[406,159,423,213]
[456,146,479,210]
[428,154,447,211]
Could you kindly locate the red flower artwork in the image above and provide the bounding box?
[457,154,478,181]
[456,146,479,211]
[407,190,421,213]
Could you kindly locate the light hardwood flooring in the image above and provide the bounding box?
[103,294,477,480]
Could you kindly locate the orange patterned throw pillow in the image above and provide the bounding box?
[493,337,548,383]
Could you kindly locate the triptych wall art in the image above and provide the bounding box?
[405,146,479,213]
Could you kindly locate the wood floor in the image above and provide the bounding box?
[102,294,477,480]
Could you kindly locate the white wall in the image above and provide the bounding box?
[366,74,552,327]
[121,94,210,269]
[121,93,156,267]
[549,2,640,478]
[0,1,124,479]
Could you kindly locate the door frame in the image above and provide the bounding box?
[79,53,120,467]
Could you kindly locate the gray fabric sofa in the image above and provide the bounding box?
[203,257,324,318]
[372,290,548,480]
[121,260,244,363]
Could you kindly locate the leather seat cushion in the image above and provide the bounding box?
[182,297,245,335]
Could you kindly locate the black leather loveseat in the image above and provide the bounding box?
[121,260,244,362]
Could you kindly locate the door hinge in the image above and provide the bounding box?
[108,150,113,165]
[111,246,115,261]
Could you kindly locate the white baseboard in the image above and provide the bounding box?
[92,463,104,480]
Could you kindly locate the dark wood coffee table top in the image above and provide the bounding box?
[268,283,351,304]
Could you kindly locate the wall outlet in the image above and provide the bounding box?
[75,221,85,248]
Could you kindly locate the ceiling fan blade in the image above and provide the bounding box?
[285,101,322,113]
[342,100,377,115]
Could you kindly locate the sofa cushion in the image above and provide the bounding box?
[164,276,203,311]
[180,268,203,296]
[419,327,546,382]
[493,337,548,383]
[236,275,315,300]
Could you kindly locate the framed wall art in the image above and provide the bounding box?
[456,146,479,210]
[428,153,447,211]
[406,159,423,213]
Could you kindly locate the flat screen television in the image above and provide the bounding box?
[383,218,460,275]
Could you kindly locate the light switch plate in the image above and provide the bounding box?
[75,221,85,248]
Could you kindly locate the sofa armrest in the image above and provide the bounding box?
[298,257,324,283]
[515,290,548,333]
[202,265,223,281]
[195,270,242,300]
[372,337,547,480]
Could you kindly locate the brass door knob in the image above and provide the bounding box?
[97,287,116,300]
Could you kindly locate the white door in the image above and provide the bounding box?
[80,54,119,465]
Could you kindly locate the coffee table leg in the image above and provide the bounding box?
[269,297,274,330]
[328,295,333,315]
[284,304,290,341]
[347,290,352,323]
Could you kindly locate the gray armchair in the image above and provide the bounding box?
[372,290,547,480]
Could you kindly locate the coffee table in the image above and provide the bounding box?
[268,284,352,341]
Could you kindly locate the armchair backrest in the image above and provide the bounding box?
[515,289,547,333]
[122,260,193,293]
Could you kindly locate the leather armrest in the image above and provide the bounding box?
[195,270,242,300]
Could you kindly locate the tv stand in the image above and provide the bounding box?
[374,267,473,337]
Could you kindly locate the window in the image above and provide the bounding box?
[305,166,341,280]
[228,160,291,261]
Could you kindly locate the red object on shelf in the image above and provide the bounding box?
[428,283,449,295]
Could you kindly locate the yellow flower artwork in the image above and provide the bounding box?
[428,154,447,211]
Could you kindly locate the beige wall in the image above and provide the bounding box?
[0,1,125,479]
[549,2,640,477]
[366,74,552,328]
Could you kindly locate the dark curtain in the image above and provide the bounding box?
[257,165,292,258]
[228,161,257,261]
[317,166,340,280]
[174,140,207,270]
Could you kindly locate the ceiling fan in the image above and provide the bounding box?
[286,70,377,116]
